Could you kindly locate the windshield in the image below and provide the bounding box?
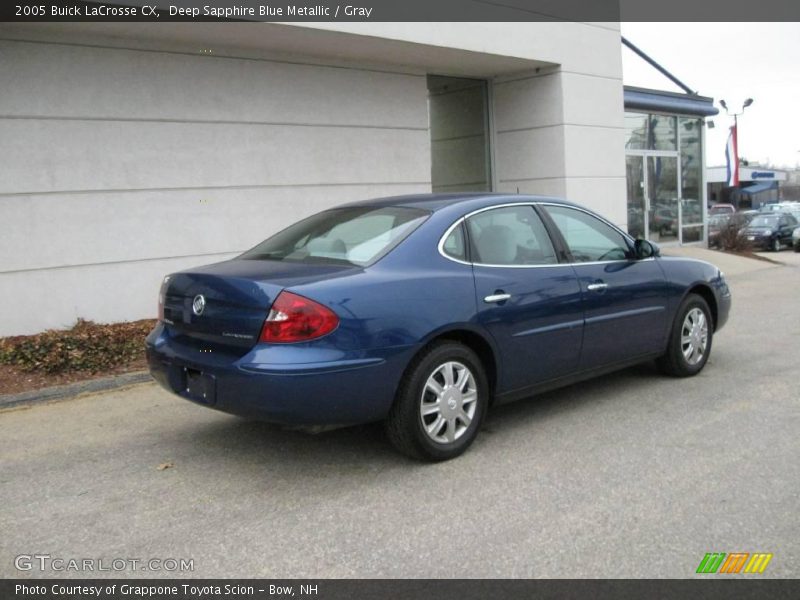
[240,206,430,266]
[749,216,779,228]
[708,215,729,227]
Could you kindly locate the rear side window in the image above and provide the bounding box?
[442,222,467,261]
[241,206,429,267]
[543,205,630,262]
[465,205,557,266]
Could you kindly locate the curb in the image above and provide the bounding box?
[0,371,153,410]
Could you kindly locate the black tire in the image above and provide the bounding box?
[657,293,714,377]
[386,341,488,461]
[771,238,781,252]
[794,242,800,253]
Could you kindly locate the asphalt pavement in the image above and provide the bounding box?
[1,251,798,578]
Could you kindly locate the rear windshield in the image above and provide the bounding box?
[240,206,429,266]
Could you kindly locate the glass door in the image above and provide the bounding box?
[646,156,679,244]
[626,155,646,239]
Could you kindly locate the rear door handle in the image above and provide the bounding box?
[587,282,608,292]
[484,293,511,304]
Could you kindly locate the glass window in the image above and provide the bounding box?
[650,114,677,150]
[749,215,779,228]
[624,112,677,151]
[442,222,467,261]
[681,225,704,244]
[466,206,557,266]
[544,205,631,262]
[680,117,703,230]
[240,206,429,267]
[624,112,648,150]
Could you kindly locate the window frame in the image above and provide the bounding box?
[437,201,639,268]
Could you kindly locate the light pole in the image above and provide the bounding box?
[719,98,754,163]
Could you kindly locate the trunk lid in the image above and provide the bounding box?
[162,259,357,354]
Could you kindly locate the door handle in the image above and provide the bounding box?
[587,282,608,292]
[484,293,511,304]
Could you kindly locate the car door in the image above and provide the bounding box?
[779,215,797,245]
[539,203,668,371]
[460,204,583,393]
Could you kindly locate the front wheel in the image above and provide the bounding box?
[386,341,488,461]
[771,238,781,252]
[657,294,714,377]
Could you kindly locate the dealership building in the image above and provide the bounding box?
[0,22,717,336]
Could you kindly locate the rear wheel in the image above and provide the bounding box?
[386,341,488,461]
[657,294,713,377]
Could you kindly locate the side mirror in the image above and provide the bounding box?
[634,238,660,259]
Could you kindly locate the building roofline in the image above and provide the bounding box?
[624,86,719,117]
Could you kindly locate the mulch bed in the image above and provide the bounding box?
[0,319,155,396]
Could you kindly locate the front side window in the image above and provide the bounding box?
[543,205,630,263]
[466,205,557,266]
[241,206,429,267]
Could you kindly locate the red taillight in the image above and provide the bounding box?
[157,276,170,322]
[260,291,339,343]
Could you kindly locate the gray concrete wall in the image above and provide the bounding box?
[493,68,626,227]
[428,76,490,193]
[0,22,626,336]
[0,38,431,335]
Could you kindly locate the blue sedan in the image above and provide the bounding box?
[146,194,731,460]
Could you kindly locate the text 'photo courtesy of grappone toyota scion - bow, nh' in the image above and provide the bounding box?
[146,193,731,461]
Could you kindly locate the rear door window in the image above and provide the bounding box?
[465,205,557,266]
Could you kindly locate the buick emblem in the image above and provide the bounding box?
[192,294,206,316]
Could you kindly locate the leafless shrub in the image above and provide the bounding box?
[717,223,752,252]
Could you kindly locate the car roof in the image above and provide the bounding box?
[340,192,583,213]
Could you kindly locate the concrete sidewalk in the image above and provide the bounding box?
[662,245,781,277]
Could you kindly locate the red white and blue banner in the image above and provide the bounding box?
[725,125,739,187]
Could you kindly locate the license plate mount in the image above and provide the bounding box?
[183,368,216,405]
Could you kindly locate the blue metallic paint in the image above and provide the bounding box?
[146,194,731,426]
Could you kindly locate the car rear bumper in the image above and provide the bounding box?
[145,323,413,426]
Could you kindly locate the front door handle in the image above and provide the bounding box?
[484,293,511,304]
[587,282,608,292]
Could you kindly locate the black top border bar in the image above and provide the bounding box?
[4,0,800,22]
